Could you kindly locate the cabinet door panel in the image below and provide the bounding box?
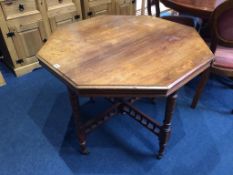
[84,0,112,18]
[9,22,45,60]
[116,0,136,15]
[90,4,110,16]
[49,11,81,32]
[56,18,73,26]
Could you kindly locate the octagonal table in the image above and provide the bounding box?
[37,15,213,159]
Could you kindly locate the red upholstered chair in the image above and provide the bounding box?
[147,0,198,28]
[191,0,233,113]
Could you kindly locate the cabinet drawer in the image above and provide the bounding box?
[90,4,109,16]
[45,0,73,9]
[89,0,111,7]
[47,3,77,18]
[86,0,112,17]
[0,0,39,20]
[116,0,134,5]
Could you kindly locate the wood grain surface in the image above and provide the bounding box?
[37,15,213,96]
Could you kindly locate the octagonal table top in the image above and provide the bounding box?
[37,15,213,96]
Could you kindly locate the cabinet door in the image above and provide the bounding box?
[49,11,81,32]
[84,0,112,18]
[9,21,46,64]
[115,0,136,15]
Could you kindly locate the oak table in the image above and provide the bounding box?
[160,0,226,19]
[37,15,213,159]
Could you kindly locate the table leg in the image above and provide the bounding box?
[147,0,152,16]
[191,69,210,109]
[157,92,177,159]
[68,88,89,155]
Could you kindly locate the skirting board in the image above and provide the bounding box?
[0,71,6,86]
[14,62,41,77]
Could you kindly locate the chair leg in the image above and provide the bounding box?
[155,0,160,17]
[147,0,152,16]
[191,69,210,109]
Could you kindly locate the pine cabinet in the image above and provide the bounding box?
[0,0,82,76]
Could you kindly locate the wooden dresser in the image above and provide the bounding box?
[0,0,82,76]
[0,0,136,76]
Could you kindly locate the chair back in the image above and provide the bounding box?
[210,0,233,52]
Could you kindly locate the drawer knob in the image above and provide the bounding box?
[18,4,24,12]
[87,11,93,16]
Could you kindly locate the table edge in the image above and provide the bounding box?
[160,0,214,18]
[37,54,213,97]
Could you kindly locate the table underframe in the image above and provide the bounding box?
[68,88,177,159]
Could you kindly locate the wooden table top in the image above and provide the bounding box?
[161,0,226,18]
[37,15,213,96]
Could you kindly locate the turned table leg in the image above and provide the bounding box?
[191,69,210,108]
[68,88,89,155]
[157,92,177,159]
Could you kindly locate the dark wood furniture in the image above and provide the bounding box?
[191,0,233,112]
[160,0,226,19]
[37,15,213,159]
[147,0,197,28]
[147,0,161,17]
